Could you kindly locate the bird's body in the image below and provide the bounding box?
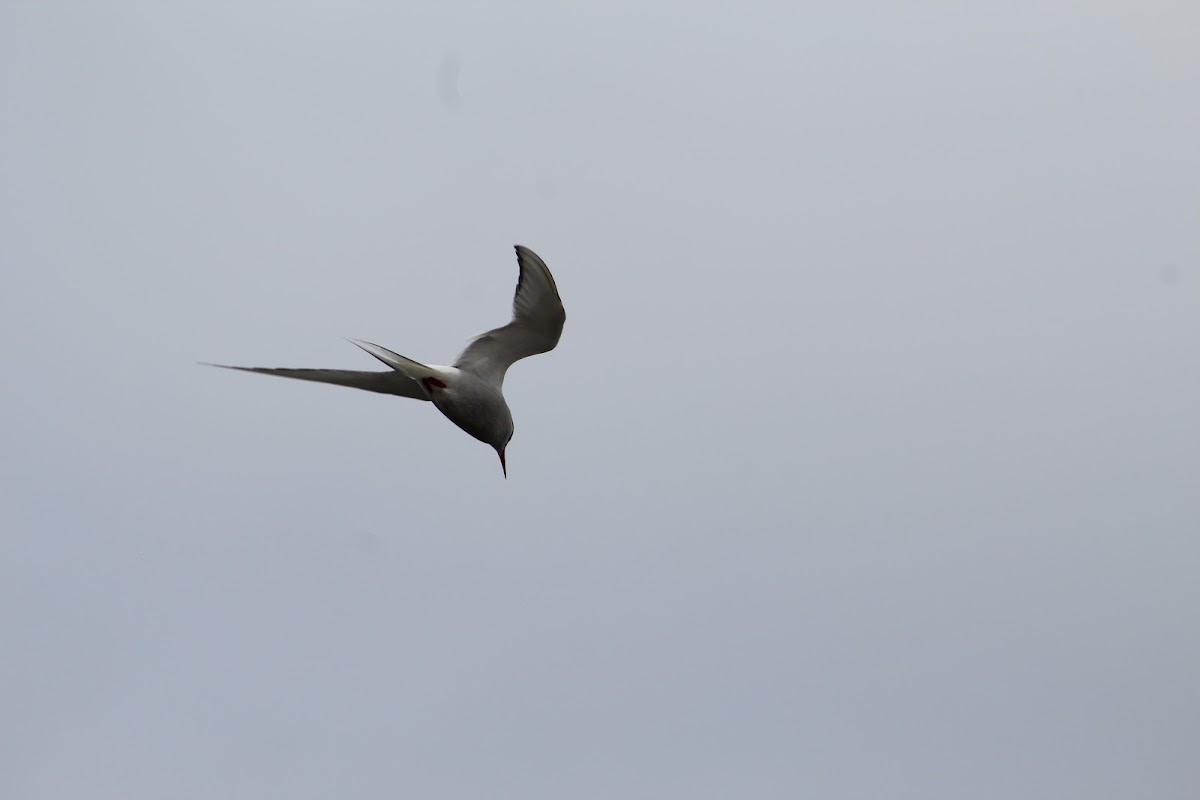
[206,245,565,476]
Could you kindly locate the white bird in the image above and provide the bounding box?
[206,245,565,477]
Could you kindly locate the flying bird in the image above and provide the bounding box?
[206,245,565,476]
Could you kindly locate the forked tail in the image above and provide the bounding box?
[348,339,444,385]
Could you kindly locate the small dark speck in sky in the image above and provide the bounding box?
[438,55,462,109]
[1158,263,1183,285]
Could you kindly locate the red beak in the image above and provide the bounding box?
[498,447,507,479]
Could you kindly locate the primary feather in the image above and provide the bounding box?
[452,245,566,388]
[201,364,429,400]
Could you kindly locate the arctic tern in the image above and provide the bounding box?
[206,245,565,476]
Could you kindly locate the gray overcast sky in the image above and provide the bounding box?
[2,2,1198,798]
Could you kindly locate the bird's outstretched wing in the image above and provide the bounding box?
[452,245,566,388]
[202,364,430,400]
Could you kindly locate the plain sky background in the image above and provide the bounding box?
[2,2,1198,798]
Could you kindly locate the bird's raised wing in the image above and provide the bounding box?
[452,245,565,388]
[203,364,429,400]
